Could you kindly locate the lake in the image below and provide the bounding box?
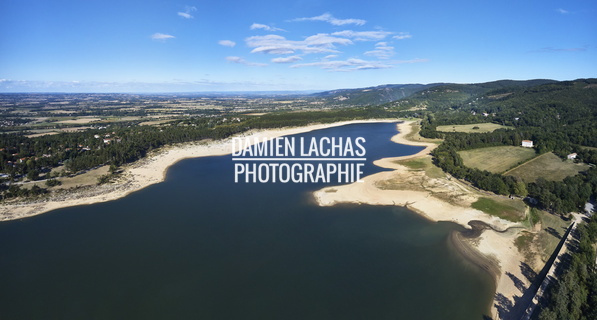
[0,122,494,319]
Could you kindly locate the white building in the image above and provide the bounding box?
[522,140,534,148]
[567,153,577,160]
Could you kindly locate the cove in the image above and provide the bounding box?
[0,122,495,320]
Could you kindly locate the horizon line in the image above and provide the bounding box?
[2,77,597,95]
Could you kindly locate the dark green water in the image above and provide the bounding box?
[0,123,494,319]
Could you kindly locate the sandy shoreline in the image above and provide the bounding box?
[312,120,530,319]
[0,119,397,222]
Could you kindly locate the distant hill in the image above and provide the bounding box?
[311,83,445,105]
[312,79,557,106]
[384,79,559,111]
[406,78,597,148]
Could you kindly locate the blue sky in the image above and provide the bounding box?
[0,0,595,92]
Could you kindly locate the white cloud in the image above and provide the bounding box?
[393,32,412,40]
[218,40,236,47]
[291,57,427,72]
[245,34,352,55]
[332,30,393,41]
[291,58,393,71]
[364,42,395,59]
[226,56,267,67]
[250,23,286,32]
[151,33,175,40]
[272,56,303,63]
[556,8,569,14]
[292,13,366,26]
[178,6,197,19]
[304,33,353,47]
[224,13,425,73]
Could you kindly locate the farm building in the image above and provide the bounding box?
[521,140,534,148]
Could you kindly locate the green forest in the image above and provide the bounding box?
[415,79,597,215]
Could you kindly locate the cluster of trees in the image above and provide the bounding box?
[0,117,248,181]
[528,174,597,214]
[246,107,399,129]
[538,216,597,320]
[0,184,47,199]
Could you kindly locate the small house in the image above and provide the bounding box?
[567,153,577,160]
[521,140,534,148]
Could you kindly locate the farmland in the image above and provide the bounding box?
[504,152,590,183]
[436,123,512,133]
[458,146,536,173]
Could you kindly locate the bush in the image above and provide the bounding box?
[45,179,62,187]
[97,174,113,185]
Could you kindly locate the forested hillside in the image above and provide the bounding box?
[412,79,597,214]
[312,83,441,105]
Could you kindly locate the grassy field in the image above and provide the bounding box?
[394,157,445,179]
[436,123,512,133]
[458,146,536,173]
[536,211,572,262]
[24,165,110,190]
[471,196,527,222]
[504,152,590,183]
[514,231,535,258]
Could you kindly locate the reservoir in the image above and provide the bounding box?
[0,122,495,319]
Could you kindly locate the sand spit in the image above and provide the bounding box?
[313,120,531,320]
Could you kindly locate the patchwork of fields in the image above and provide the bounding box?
[458,145,590,182]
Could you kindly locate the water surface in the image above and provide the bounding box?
[0,123,494,319]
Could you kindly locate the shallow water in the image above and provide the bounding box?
[0,123,495,319]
